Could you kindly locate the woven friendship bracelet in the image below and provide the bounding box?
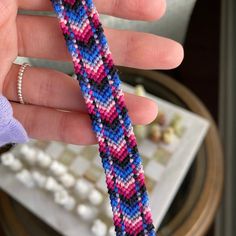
[50,0,156,235]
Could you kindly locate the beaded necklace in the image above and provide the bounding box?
[50,0,156,235]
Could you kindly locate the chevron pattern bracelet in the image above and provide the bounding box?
[50,0,156,235]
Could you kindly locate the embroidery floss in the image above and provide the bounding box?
[50,0,156,235]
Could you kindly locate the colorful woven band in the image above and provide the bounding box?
[50,0,156,235]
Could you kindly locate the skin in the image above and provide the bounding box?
[0,0,184,145]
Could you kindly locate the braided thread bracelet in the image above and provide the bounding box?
[50,0,156,235]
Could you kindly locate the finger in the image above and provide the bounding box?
[18,0,52,11]
[4,64,158,125]
[106,28,183,69]
[11,101,155,145]
[18,0,166,21]
[17,15,183,69]
[12,102,97,145]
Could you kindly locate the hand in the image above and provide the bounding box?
[0,0,183,145]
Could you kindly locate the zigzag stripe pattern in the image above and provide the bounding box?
[50,0,156,235]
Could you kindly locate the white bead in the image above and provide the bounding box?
[19,145,29,155]
[88,189,103,206]
[63,196,76,211]
[16,169,35,188]
[31,171,46,188]
[45,142,65,159]
[36,151,52,168]
[74,179,92,199]
[20,145,37,165]
[91,219,107,236]
[44,177,62,192]
[1,153,15,166]
[50,161,67,176]
[54,191,77,211]
[77,204,97,221]
[59,173,75,188]
[162,127,175,144]
[54,190,69,205]
[10,159,23,171]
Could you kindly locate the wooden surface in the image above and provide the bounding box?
[0,69,224,236]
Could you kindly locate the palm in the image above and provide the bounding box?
[0,0,183,145]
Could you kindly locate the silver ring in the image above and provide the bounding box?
[17,63,30,104]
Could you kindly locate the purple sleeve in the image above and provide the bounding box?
[0,95,29,147]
